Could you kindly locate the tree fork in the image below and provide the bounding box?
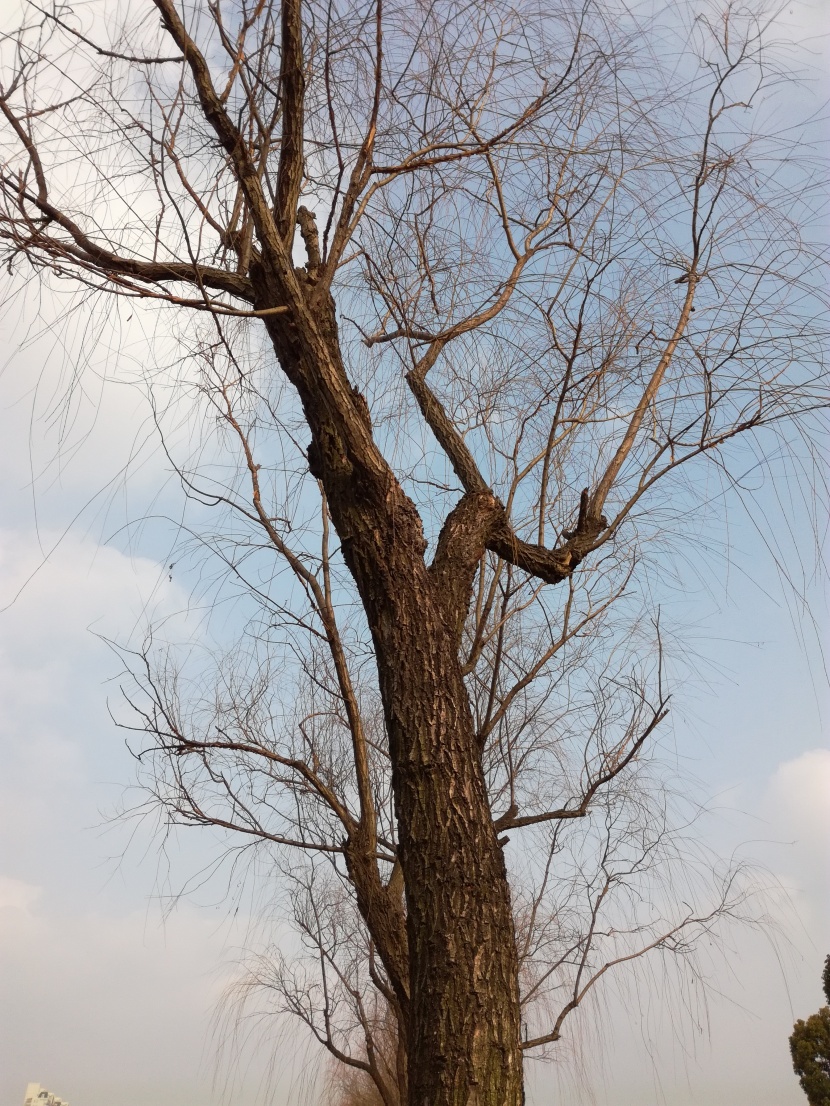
[258,283,523,1103]
[322,439,524,1106]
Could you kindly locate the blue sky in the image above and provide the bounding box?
[0,2,827,1105]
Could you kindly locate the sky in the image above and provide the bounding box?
[0,2,828,1106]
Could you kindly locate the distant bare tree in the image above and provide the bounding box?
[0,2,825,1104]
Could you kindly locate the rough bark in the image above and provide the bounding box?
[257,272,523,1106]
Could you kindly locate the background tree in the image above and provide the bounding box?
[0,2,825,1105]
[790,956,830,1106]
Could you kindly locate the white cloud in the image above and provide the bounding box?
[0,876,41,912]
[0,528,316,1106]
[767,748,830,841]
[765,748,830,898]
[0,528,182,845]
[0,526,173,645]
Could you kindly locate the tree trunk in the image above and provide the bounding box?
[384,620,523,1106]
[354,546,523,1106]
[334,468,524,1106]
[260,293,524,1106]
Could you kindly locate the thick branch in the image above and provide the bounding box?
[0,98,48,205]
[429,491,505,647]
[317,0,383,281]
[36,7,185,64]
[275,0,305,245]
[344,843,411,1015]
[408,353,607,588]
[590,279,699,520]
[406,357,488,494]
[297,205,321,272]
[2,175,256,301]
[151,0,295,288]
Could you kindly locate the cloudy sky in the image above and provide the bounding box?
[0,3,827,1106]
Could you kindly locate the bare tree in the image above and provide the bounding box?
[0,1,825,1104]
